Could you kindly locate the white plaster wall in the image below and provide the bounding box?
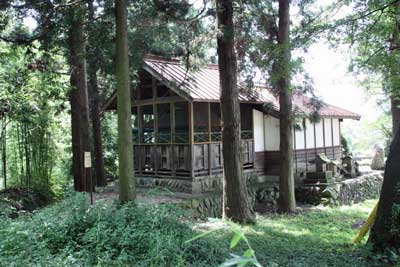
[333,118,340,146]
[305,119,315,149]
[253,109,265,152]
[324,118,333,147]
[315,121,324,147]
[252,108,341,152]
[264,115,280,151]
[294,124,305,149]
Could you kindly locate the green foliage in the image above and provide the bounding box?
[341,134,350,156]
[0,195,388,267]
[342,112,391,155]
[0,193,228,266]
[187,218,262,267]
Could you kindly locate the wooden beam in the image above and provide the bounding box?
[131,96,184,107]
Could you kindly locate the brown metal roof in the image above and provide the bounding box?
[143,56,360,120]
[143,55,277,104]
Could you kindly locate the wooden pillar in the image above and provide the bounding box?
[208,102,212,175]
[293,124,298,173]
[322,118,326,155]
[331,118,335,159]
[188,102,194,178]
[313,122,317,160]
[339,119,343,158]
[137,105,142,175]
[303,118,308,173]
[170,102,176,176]
[153,103,158,174]
[151,76,157,99]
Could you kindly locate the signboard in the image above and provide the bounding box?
[84,152,92,168]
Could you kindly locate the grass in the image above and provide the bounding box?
[0,193,387,267]
[198,200,382,267]
[248,200,378,266]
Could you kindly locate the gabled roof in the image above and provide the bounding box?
[143,55,361,120]
[143,55,277,104]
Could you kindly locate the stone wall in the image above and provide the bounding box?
[322,171,383,205]
[297,171,383,206]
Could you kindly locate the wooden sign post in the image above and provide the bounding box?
[84,152,93,205]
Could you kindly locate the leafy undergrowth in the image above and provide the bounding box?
[0,193,228,267]
[0,194,386,267]
[0,187,52,218]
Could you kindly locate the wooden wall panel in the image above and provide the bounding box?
[255,145,342,175]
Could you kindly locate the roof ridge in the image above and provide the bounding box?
[144,54,219,70]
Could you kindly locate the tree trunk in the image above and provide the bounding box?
[68,7,91,192]
[88,0,107,187]
[368,4,400,250]
[390,3,400,138]
[1,117,6,189]
[216,0,255,224]
[391,96,400,137]
[115,0,135,202]
[277,0,296,213]
[368,122,400,250]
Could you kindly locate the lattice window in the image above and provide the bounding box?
[210,103,221,141]
[175,102,188,143]
[157,104,171,143]
[194,102,209,143]
[142,105,155,143]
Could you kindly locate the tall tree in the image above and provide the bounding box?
[216,0,255,224]
[331,0,400,250]
[87,0,107,187]
[68,6,91,192]
[367,1,400,251]
[115,0,135,202]
[276,0,296,213]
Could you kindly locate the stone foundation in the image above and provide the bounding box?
[181,181,280,218]
[138,171,383,217]
[136,171,272,194]
[136,177,194,193]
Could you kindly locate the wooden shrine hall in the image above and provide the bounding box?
[103,55,361,193]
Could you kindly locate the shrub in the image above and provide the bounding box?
[0,193,228,266]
